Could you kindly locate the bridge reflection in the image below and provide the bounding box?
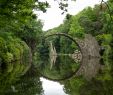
[49,41,82,70]
[39,33,101,81]
[49,41,57,70]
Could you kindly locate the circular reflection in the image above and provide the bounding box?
[38,55,81,81]
[37,35,82,81]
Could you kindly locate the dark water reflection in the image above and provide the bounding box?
[0,63,44,95]
[0,56,113,95]
[38,55,80,81]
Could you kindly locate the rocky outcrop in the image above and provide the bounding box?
[75,34,101,80]
[76,34,100,58]
[76,58,100,80]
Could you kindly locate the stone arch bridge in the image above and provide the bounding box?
[42,32,101,81]
[44,33,100,58]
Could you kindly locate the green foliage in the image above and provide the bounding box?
[16,19,43,53]
[63,76,85,95]
[0,0,48,31]
[0,61,31,95]
[0,34,31,94]
[96,34,112,59]
[3,67,44,95]
[3,52,13,63]
[0,32,30,64]
[80,78,113,95]
[96,34,113,80]
[0,0,45,67]
[69,12,85,38]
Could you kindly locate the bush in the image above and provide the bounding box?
[0,33,30,64]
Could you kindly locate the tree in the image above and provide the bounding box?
[16,19,43,53]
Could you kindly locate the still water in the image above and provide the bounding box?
[1,53,112,95]
[0,33,113,95]
[0,35,112,95]
[40,77,67,95]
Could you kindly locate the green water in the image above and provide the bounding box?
[0,55,112,95]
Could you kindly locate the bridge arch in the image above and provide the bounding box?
[44,33,100,58]
[40,33,101,81]
[38,33,83,81]
[44,32,82,54]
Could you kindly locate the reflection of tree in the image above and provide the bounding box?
[80,78,113,95]
[5,66,44,95]
[0,61,30,95]
[63,60,113,95]
[63,77,85,95]
[37,34,81,80]
[80,60,113,95]
[38,55,79,80]
[0,63,43,95]
[61,58,101,95]
[63,76,113,95]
